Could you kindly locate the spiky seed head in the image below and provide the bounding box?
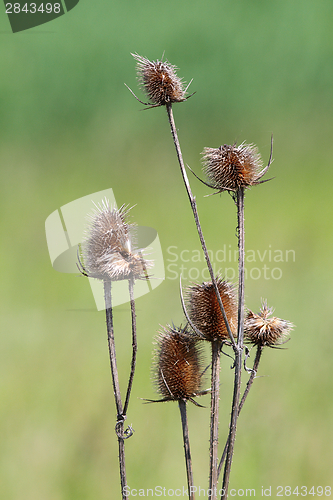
[244,301,293,347]
[153,326,203,401]
[187,278,237,342]
[81,200,150,281]
[132,53,187,106]
[202,143,264,191]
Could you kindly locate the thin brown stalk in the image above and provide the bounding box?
[123,277,137,416]
[165,103,235,347]
[209,340,221,499]
[178,399,195,500]
[236,187,245,348]
[217,345,263,479]
[221,187,245,500]
[103,280,127,500]
[220,349,242,500]
[239,346,262,413]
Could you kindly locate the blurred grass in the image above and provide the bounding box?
[1,0,333,498]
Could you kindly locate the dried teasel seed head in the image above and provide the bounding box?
[202,142,266,192]
[244,301,293,347]
[153,326,203,402]
[132,53,187,107]
[187,278,237,342]
[81,200,150,281]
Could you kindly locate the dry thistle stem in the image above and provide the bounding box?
[202,142,267,192]
[187,278,238,342]
[153,325,202,499]
[132,53,187,107]
[81,200,150,281]
[153,326,204,403]
[244,301,293,347]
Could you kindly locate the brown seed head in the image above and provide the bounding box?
[244,301,293,347]
[82,200,150,281]
[132,53,187,106]
[154,326,203,401]
[202,143,264,191]
[187,278,237,342]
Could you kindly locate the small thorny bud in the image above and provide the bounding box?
[244,301,293,347]
[202,142,268,192]
[80,200,150,281]
[187,278,237,342]
[154,326,203,403]
[132,53,187,107]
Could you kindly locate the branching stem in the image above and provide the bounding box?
[221,187,245,499]
[103,280,127,499]
[217,345,263,479]
[239,346,262,413]
[165,103,235,347]
[123,277,137,416]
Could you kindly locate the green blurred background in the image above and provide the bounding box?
[1,0,333,498]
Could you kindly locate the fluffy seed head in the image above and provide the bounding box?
[202,143,264,191]
[244,301,293,347]
[132,53,187,106]
[187,278,237,342]
[153,326,203,401]
[81,200,150,281]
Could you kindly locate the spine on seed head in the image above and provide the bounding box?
[244,301,293,347]
[132,53,187,107]
[187,277,238,342]
[81,199,151,281]
[202,142,268,192]
[153,325,203,402]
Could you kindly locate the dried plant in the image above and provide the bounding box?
[132,53,188,107]
[56,53,295,500]
[244,301,293,347]
[78,200,150,500]
[153,325,204,403]
[187,278,238,342]
[71,54,296,500]
[81,201,149,281]
[186,277,238,492]
[202,143,267,192]
[145,326,206,499]
[128,53,294,500]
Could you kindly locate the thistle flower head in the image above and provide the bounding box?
[202,142,266,192]
[153,325,203,402]
[187,278,237,342]
[244,301,293,347]
[81,200,150,281]
[132,53,187,107]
